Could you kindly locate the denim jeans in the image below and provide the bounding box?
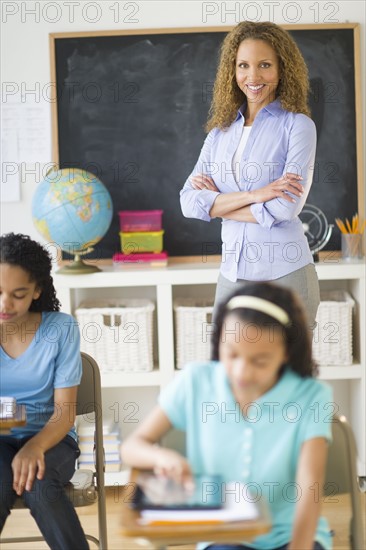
[0,434,89,550]
[206,543,325,550]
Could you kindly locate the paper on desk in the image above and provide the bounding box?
[138,482,259,525]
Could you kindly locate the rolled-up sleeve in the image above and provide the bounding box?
[180,129,221,222]
[250,115,317,229]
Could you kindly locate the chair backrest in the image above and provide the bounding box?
[78,353,107,550]
[78,353,104,468]
[77,353,102,416]
[324,415,357,495]
[324,415,364,550]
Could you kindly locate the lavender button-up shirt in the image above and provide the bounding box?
[180,98,316,282]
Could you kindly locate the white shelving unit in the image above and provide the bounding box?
[54,258,366,484]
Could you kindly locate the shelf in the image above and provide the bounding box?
[316,260,365,280]
[100,367,162,388]
[53,262,220,288]
[104,468,130,486]
[53,258,365,289]
[318,364,363,380]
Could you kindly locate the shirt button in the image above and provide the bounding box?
[244,428,252,437]
[242,470,250,478]
[243,455,251,464]
[242,441,251,450]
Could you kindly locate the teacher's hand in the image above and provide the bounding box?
[250,173,304,204]
[190,174,219,192]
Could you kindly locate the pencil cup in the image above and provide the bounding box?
[341,234,363,260]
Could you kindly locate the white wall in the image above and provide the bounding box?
[1,0,365,240]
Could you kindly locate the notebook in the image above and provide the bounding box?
[130,473,260,526]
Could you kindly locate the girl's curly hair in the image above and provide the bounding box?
[206,21,311,131]
[212,281,318,378]
[0,233,61,312]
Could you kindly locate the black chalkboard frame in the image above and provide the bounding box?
[49,23,364,259]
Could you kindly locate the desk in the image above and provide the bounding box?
[120,472,271,550]
[0,405,27,434]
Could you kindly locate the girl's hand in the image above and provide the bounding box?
[250,173,304,204]
[190,174,219,192]
[12,441,45,495]
[154,448,193,488]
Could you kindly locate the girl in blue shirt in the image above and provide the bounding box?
[0,233,89,549]
[180,21,320,330]
[121,282,333,550]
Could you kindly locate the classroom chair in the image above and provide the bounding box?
[0,352,108,549]
[324,414,365,550]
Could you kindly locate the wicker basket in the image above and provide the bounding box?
[312,291,355,365]
[174,299,214,369]
[75,299,155,372]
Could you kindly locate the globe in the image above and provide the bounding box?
[32,168,113,273]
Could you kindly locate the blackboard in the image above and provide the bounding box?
[51,25,362,258]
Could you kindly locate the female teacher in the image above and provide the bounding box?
[180,21,319,329]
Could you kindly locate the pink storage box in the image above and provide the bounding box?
[113,252,168,266]
[118,210,163,232]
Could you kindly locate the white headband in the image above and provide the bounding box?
[226,296,291,326]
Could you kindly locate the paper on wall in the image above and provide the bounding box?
[1,100,51,203]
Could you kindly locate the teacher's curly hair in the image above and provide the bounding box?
[206,21,311,131]
[0,233,61,312]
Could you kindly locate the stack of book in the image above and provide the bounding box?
[114,210,168,267]
[77,422,122,473]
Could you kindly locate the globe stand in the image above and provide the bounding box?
[56,250,101,275]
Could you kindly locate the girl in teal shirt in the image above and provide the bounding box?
[121,282,333,550]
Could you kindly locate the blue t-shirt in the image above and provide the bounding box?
[0,311,82,441]
[159,361,333,550]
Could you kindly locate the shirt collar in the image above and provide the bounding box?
[255,367,301,405]
[235,97,284,122]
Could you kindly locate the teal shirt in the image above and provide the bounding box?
[159,362,333,550]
